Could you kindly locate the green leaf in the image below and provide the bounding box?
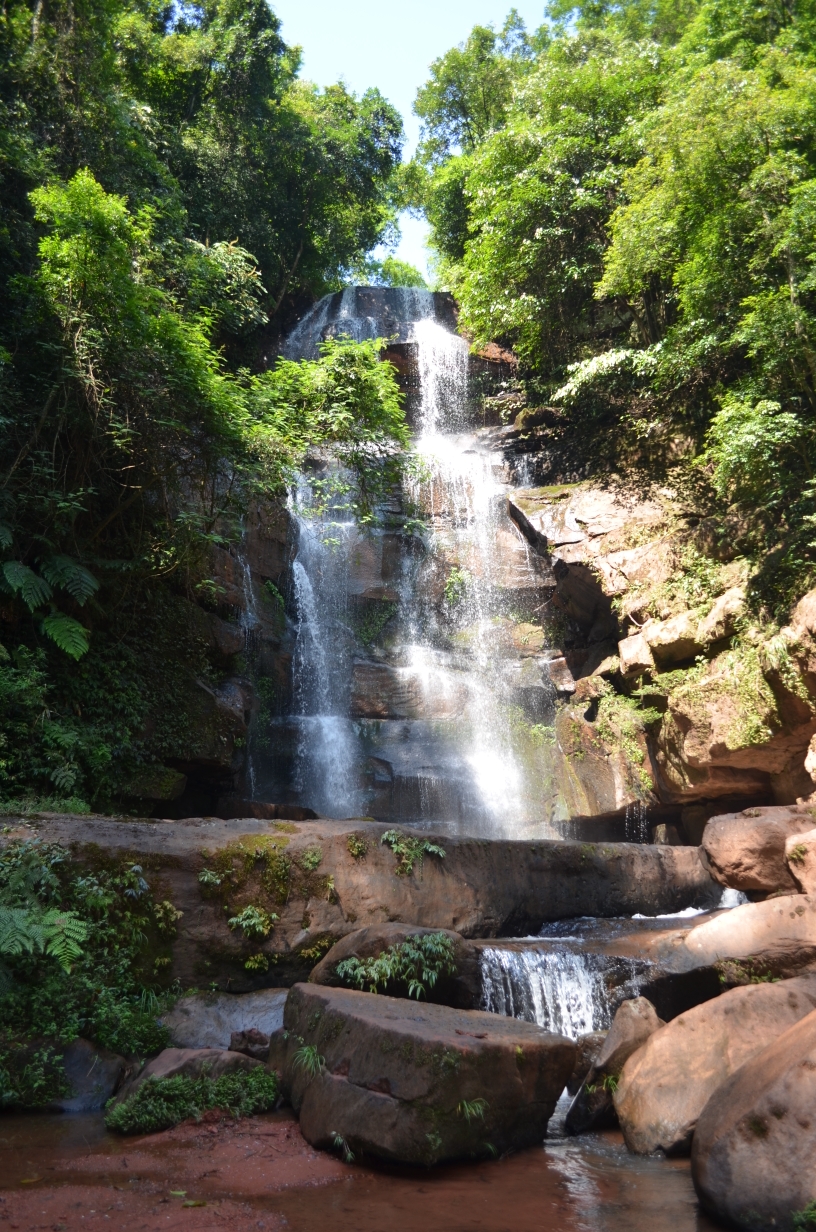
[0,523,13,549]
[40,556,99,606]
[1,562,52,611]
[41,614,90,659]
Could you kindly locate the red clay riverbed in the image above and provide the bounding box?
[0,1108,721,1232]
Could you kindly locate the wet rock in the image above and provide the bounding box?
[544,656,576,696]
[115,1047,262,1105]
[56,1039,127,1113]
[275,983,576,1165]
[702,805,807,893]
[308,923,481,1008]
[613,975,816,1155]
[618,632,655,678]
[229,1028,270,1061]
[691,1008,816,1232]
[566,997,663,1135]
[643,611,703,666]
[161,990,289,1049]
[786,828,816,894]
[567,1032,607,1095]
[696,586,746,646]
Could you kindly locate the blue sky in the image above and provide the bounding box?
[270,1,548,279]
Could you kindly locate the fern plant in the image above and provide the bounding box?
[335,932,456,999]
[0,905,88,972]
[380,830,446,877]
[0,557,97,659]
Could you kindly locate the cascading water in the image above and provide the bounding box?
[479,946,644,1038]
[287,480,365,819]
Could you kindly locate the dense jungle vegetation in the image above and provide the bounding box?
[412,0,816,614]
[0,0,409,810]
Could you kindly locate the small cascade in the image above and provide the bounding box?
[624,801,650,844]
[479,946,645,1038]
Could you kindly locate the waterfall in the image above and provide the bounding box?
[288,486,364,819]
[479,946,644,1039]
[267,287,562,833]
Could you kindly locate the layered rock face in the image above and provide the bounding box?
[508,480,816,814]
[3,813,718,989]
[270,983,575,1164]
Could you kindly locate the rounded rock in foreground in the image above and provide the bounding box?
[692,1007,816,1231]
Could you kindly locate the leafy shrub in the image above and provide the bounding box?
[794,1201,816,1230]
[0,1041,70,1109]
[106,1067,279,1135]
[0,839,176,1104]
[335,932,457,999]
[227,904,277,939]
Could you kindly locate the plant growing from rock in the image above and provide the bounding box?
[457,1097,488,1124]
[380,830,446,877]
[346,834,368,860]
[335,932,456,999]
[331,1131,355,1162]
[293,1043,325,1079]
[227,905,277,939]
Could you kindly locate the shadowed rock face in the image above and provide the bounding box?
[692,1007,816,1232]
[1,814,720,991]
[271,983,576,1165]
[702,805,808,893]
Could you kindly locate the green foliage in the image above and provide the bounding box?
[299,846,323,873]
[106,1066,279,1135]
[444,567,471,607]
[331,1131,355,1163]
[227,905,277,939]
[457,1096,488,1123]
[0,839,174,1094]
[362,256,428,288]
[788,843,808,865]
[0,0,408,802]
[380,830,446,877]
[703,397,807,505]
[0,1042,69,1109]
[793,1201,816,1230]
[346,834,369,860]
[293,1043,325,1079]
[335,931,457,999]
[353,600,397,646]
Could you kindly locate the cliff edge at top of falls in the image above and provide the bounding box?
[0,813,718,989]
[504,475,816,821]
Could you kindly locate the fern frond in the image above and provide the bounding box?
[41,614,90,660]
[0,905,46,957]
[40,556,99,606]
[41,909,89,971]
[1,561,52,610]
[0,522,13,549]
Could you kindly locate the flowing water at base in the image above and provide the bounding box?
[0,1108,721,1232]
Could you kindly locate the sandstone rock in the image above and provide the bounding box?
[696,587,746,645]
[786,828,816,894]
[703,805,806,892]
[669,895,816,978]
[692,1008,816,1232]
[309,924,481,1009]
[229,1028,270,1061]
[6,816,719,990]
[643,611,702,665]
[115,1047,262,1105]
[57,1039,127,1113]
[567,1032,607,1096]
[613,975,816,1155]
[618,633,655,677]
[275,983,575,1165]
[566,997,663,1135]
[161,990,288,1049]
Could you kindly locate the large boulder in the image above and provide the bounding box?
[56,1039,127,1113]
[692,1008,816,1232]
[308,924,481,1008]
[702,806,809,893]
[643,611,703,666]
[161,989,288,1049]
[566,997,663,1135]
[272,983,575,1165]
[613,976,816,1155]
[670,895,816,980]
